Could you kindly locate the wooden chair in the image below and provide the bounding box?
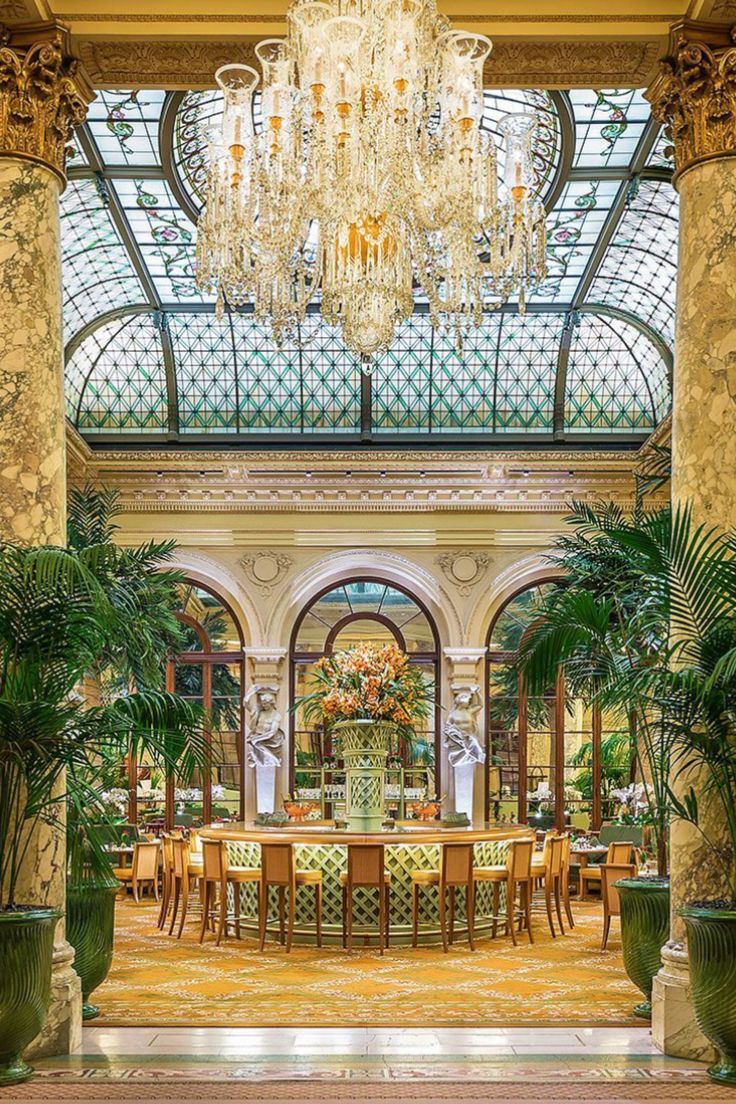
[581,841,634,899]
[411,842,475,952]
[259,843,323,953]
[157,833,175,929]
[340,844,391,955]
[168,837,203,938]
[473,838,535,946]
[199,839,261,946]
[601,861,637,949]
[113,841,161,904]
[560,833,575,929]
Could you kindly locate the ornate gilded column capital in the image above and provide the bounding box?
[647,19,736,182]
[0,21,93,185]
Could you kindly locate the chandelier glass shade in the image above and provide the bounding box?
[195,0,548,360]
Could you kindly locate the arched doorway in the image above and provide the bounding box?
[128,579,246,831]
[485,580,610,833]
[289,577,441,809]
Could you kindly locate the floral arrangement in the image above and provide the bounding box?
[299,643,432,738]
[100,788,129,816]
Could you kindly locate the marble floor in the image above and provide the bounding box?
[19,1023,723,1099]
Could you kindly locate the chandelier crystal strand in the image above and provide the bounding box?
[195,0,548,360]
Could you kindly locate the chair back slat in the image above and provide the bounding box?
[171,837,190,878]
[601,862,636,916]
[261,843,294,885]
[202,839,228,882]
[133,840,160,880]
[548,835,565,876]
[347,844,384,886]
[441,843,474,886]
[506,838,533,879]
[608,841,634,865]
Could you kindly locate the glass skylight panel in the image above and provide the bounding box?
[173,89,223,212]
[372,316,433,431]
[430,322,499,431]
[647,127,675,170]
[531,178,620,305]
[111,177,205,303]
[86,89,166,166]
[233,316,301,432]
[65,314,131,420]
[298,316,361,432]
[74,313,167,432]
[60,176,145,344]
[565,313,664,432]
[586,179,678,345]
[494,313,562,431]
[66,131,88,169]
[570,88,650,168]
[168,313,237,431]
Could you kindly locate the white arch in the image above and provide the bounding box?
[165,550,261,647]
[267,549,463,651]
[466,553,565,647]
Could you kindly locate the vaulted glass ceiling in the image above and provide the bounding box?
[63,87,676,446]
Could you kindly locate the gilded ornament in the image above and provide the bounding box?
[0,23,92,183]
[647,20,736,181]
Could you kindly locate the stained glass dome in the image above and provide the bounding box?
[62,87,676,445]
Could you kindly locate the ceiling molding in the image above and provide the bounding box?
[74,35,664,89]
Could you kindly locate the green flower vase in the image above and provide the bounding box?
[334,720,395,833]
[0,907,60,1085]
[67,882,120,1021]
[682,905,736,1085]
[617,876,670,1019]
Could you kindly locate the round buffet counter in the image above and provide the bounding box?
[200,822,533,946]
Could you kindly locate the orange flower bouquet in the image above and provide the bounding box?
[298,642,432,740]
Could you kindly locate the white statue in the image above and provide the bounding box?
[443,685,486,767]
[245,685,284,768]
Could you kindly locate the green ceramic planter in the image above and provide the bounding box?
[67,882,120,1021]
[682,905,736,1086]
[0,907,60,1086]
[334,720,395,833]
[617,877,670,1019]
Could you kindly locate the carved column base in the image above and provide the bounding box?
[652,940,717,1062]
[25,938,82,1060]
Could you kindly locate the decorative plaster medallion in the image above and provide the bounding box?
[437,551,492,597]
[240,551,293,596]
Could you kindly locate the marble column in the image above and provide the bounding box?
[0,23,92,1057]
[647,18,736,1062]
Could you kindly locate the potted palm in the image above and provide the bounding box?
[63,486,207,1023]
[608,505,736,1084]
[298,643,432,831]
[0,499,205,1082]
[519,498,675,1019]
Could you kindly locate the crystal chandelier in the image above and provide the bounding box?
[196,0,548,361]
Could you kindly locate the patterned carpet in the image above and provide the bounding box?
[93,898,641,1027]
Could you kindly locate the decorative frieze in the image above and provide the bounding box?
[647,19,736,180]
[0,23,92,183]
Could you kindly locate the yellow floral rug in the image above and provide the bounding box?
[94,898,640,1027]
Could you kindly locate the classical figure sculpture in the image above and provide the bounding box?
[443,685,485,823]
[443,685,486,767]
[245,685,284,767]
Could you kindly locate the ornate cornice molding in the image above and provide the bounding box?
[0,22,93,183]
[647,19,736,181]
[76,35,660,90]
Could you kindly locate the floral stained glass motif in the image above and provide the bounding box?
[533,179,620,304]
[570,88,651,167]
[86,89,167,166]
